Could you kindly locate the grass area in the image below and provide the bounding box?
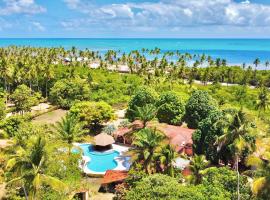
[32,109,67,124]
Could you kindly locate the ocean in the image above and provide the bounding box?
[0,38,269,68]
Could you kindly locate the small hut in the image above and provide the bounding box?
[94,133,115,151]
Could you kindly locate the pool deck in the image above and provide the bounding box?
[74,143,130,175]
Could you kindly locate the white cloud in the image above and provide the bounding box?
[241,0,250,4]
[32,21,45,31]
[62,0,270,29]
[0,0,46,15]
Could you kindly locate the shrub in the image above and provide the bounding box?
[50,77,91,108]
[184,90,217,128]
[69,101,115,126]
[126,87,158,121]
[156,92,184,125]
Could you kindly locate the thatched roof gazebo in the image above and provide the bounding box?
[94,133,115,151]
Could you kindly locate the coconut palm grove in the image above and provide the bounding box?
[0,45,269,200]
[1,0,270,199]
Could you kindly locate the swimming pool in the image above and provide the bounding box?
[77,144,120,173]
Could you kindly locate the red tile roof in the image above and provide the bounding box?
[114,121,195,156]
[102,170,128,185]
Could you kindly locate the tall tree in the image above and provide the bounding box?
[130,128,165,174]
[255,87,270,117]
[132,104,156,128]
[215,110,255,200]
[156,144,178,177]
[253,58,260,70]
[188,154,209,185]
[6,137,66,199]
[54,114,86,154]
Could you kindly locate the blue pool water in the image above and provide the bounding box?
[0,38,270,67]
[78,144,120,173]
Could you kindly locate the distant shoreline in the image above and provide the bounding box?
[0,39,269,68]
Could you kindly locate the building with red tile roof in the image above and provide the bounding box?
[113,121,195,156]
[101,170,129,185]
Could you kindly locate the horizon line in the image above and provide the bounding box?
[1,37,270,40]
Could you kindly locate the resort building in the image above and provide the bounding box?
[113,121,195,156]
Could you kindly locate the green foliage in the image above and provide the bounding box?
[90,71,143,105]
[184,90,217,128]
[0,115,30,137]
[255,87,270,116]
[216,110,256,163]
[49,77,91,108]
[156,92,184,125]
[6,136,67,199]
[125,174,205,200]
[131,128,165,174]
[0,97,6,120]
[193,110,225,163]
[201,167,252,200]
[10,84,39,114]
[188,155,209,185]
[54,114,87,152]
[126,87,158,121]
[69,101,115,126]
[132,104,157,128]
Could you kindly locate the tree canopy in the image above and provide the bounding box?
[156,92,184,125]
[50,77,91,109]
[126,87,158,121]
[69,101,115,127]
[184,90,217,129]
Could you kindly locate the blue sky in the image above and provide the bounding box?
[0,0,270,38]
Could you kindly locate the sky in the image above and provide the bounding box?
[0,0,270,38]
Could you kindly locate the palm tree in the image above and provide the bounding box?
[44,64,54,98]
[255,87,270,117]
[156,144,178,177]
[246,142,270,198]
[130,128,165,174]
[253,58,260,70]
[54,114,86,154]
[132,104,156,128]
[265,60,269,71]
[215,110,255,200]
[6,136,66,199]
[188,154,209,185]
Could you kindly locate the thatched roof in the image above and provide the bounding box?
[94,133,115,146]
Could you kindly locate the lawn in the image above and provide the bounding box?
[32,109,67,124]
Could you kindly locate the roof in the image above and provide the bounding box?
[94,133,115,146]
[157,124,194,145]
[102,170,128,184]
[174,157,190,170]
[113,122,195,155]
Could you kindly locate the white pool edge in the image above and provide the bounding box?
[73,143,130,175]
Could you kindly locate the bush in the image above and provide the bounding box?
[156,92,184,125]
[192,110,225,163]
[49,77,91,109]
[11,84,40,114]
[184,90,217,128]
[0,98,6,120]
[126,87,158,121]
[0,115,30,137]
[125,174,206,200]
[201,167,252,200]
[69,101,115,126]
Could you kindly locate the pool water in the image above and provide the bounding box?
[78,144,120,173]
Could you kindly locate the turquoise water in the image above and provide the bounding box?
[0,38,270,66]
[78,144,119,173]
